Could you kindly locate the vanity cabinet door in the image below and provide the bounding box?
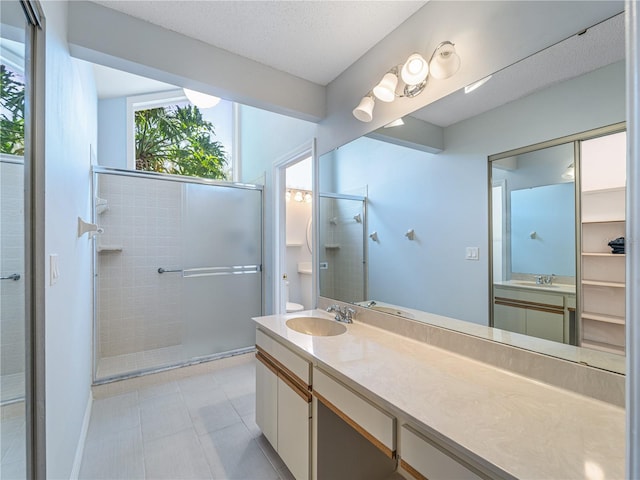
[256,354,278,448]
[525,310,564,342]
[493,303,526,334]
[277,378,311,480]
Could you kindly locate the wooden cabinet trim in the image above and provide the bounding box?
[400,459,428,480]
[256,348,311,402]
[314,391,395,459]
[495,297,564,315]
[256,351,278,376]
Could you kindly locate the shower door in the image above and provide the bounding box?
[181,183,262,359]
[93,170,263,381]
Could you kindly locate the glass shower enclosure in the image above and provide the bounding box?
[93,168,263,382]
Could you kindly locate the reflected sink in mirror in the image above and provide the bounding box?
[510,281,560,289]
[285,316,347,336]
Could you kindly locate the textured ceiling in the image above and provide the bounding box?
[411,12,625,127]
[92,0,426,86]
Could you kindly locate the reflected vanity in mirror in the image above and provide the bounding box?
[489,126,626,356]
[318,11,626,373]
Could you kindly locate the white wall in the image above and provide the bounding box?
[238,105,317,314]
[97,97,127,167]
[322,61,625,325]
[41,2,97,477]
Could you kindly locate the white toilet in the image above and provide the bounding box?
[285,280,304,313]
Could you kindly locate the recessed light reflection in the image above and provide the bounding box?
[584,461,604,480]
[464,75,492,94]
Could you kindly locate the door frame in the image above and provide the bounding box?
[19,0,47,477]
[272,140,315,314]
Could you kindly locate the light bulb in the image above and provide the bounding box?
[353,95,375,122]
[285,190,291,201]
[373,72,398,103]
[401,53,429,85]
[304,192,312,203]
[429,42,461,79]
[294,191,303,202]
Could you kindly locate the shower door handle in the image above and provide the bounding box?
[157,268,183,274]
[1,273,21,281]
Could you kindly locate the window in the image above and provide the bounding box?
[126,90,234,180]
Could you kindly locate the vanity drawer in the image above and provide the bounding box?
[256,329,311,385]
[400,425,483,480]
[312,367,395,457]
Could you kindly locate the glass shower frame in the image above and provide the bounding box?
[91,167,264,384]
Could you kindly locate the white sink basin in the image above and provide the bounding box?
[285,316,347,336]
[371,306,415,319]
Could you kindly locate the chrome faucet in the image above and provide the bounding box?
[326,304,356,323]
[535,274,555,285]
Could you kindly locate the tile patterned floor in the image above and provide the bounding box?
[80,355,294,480]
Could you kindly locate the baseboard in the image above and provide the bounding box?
[69,391,93,479]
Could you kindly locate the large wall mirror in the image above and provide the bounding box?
[318,10,626,373]
[490,126,626,361]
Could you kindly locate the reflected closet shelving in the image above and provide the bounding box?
[580,191,626,355]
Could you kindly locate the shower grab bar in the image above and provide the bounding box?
[157,265,261,277]
[1,273,21,281]
[157,268,182,274]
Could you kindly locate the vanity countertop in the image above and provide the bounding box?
[494,280,576,295]
[253,310,624,480]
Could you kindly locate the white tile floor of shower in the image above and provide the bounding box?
[80,354,294,480]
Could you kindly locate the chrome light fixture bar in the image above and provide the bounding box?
[353,41,461,123]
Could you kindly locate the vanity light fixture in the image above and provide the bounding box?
[464,75,492,94]
[401,53,429,86]
[286,189,312,203]
[352,94,376,122]
[183,88,221,109]
[373,68,400,103]
[353,41,461,122]
[429,41,461,79]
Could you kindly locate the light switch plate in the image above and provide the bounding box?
[466,247,479,260]
[50,254,59,285]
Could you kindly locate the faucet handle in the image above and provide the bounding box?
[346,308,356,321]
[326,304,339,313]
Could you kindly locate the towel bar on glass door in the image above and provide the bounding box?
[1,273,21,281]
[157,265,262,276]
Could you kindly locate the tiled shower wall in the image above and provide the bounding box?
[319,197,365,303]
[96,174,184,358]
[0,161,25,378]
